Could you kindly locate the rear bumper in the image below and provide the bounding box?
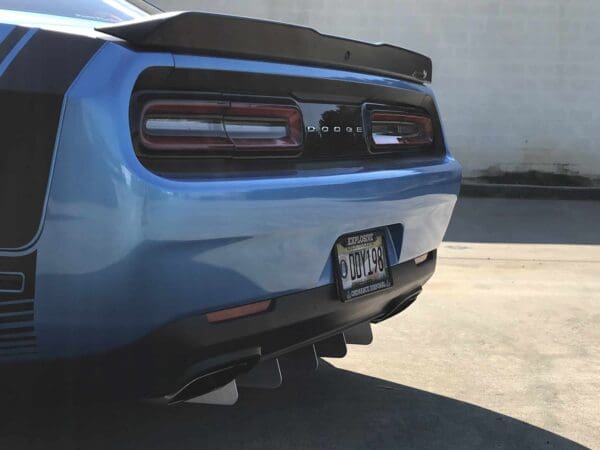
[142,252,435,362]
[32,156,458,359]
[0,255,435,399]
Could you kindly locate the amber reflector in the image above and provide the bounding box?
[206,300,272,323]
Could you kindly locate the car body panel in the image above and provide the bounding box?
[0,11,461,371]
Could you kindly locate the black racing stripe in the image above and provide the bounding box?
[0,26,27,64]
[0,351,38,358]
[0,273,23,292]
[0,30,103,249]
[0,313,33,325]
[0,326,34,336]
[0,343,37,350]
[0,336,35,343]
[0,302,33,314]
[0,252,36,302]
[0,30,103,92]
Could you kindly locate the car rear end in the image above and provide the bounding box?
[0,10,461,400]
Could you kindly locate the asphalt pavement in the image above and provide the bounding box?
[2,197,599,449]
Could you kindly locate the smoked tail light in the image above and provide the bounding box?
[365,105,434,153]
[137,99,304,157]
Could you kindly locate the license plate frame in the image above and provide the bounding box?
[333,229,393,302]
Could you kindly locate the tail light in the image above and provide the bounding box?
[365,105,434,152]
[138,99,303,157]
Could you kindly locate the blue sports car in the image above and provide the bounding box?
[0,1,461,404]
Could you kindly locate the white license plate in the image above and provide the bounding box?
[333,230,393,301]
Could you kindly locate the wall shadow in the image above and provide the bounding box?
[445,196,600,245]
[0,361,585,449]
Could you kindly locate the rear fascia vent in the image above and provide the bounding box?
[0,252,37,358]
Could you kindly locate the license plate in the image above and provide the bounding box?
[333,230,393,301]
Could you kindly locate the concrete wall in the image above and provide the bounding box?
[153,0,600,180]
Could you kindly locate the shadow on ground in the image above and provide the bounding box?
[0,362,584,449]
[445,197,600,245]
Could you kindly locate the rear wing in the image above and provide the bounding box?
[97,11,432,84]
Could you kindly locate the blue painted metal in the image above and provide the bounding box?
[0,23,14,42]
[0,19,461,361]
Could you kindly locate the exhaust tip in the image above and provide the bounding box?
[167,348,260,405]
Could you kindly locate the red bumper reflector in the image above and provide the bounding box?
[206,300,272,323]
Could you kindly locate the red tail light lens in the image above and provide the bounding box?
[139,99,303,155]
[368,110,433,151]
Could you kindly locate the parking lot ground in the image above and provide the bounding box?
[336,241,600,448]
[2,198,599,449]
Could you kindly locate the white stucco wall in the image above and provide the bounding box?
[153,0,600,179]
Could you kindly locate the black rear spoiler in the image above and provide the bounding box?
[97,12,432,84]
